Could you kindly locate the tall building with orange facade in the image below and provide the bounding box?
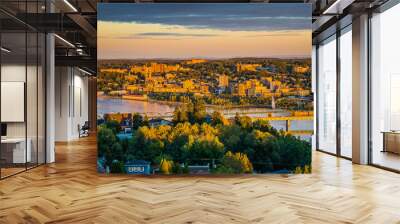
[131,63,180,76]
[218,74,229,87]
[236,63,261,72]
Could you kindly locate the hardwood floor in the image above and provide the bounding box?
[0,167,26,178]
[1,136,400,224]
[372,150,400,171]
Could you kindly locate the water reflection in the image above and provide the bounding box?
[97,96,313,140]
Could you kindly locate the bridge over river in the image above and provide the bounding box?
[142,112,313,135]
[256,116,313,135]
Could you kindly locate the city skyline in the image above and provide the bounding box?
[98,4,312,60]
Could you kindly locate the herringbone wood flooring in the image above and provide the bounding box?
[1,136,400,224]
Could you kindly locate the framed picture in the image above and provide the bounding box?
[97,3,313,175]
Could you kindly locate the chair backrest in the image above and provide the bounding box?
[83,121,90,129]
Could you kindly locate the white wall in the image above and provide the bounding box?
[72,72,89,138]
[55,67,69,141]
[1,63,46,164]
[1,64,26,138]
[54,67,89,141]
[1,64,26,81]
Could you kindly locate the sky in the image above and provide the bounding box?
[98,4,312,60]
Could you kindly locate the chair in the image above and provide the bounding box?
[79,121,90,138]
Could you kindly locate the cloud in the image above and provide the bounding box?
[136,32,220,37]
[244,31,308,37]
[99,32,219,40]
[98,4,311,32]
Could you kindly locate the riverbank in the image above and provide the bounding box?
[121,95,148,101]
[97,96,313,140]
[99,94,283,111]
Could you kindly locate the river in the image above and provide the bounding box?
[97,96,313,139]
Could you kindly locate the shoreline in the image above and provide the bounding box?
[98,94,287,111]
[97,95,313,134]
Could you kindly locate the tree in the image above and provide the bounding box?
[250,132,279,172]
[192,99,206,123]
[234,152,253,173]
[132,113,143,129]
[111,142,124,162]
[172,100,206,125]
[217,151,243,174]
[304,165,311,174]
[110,160,125,173]
[159,158,173,174]
[132,126,165,163]
[104,120,121,134]
[183,135,224,164]
[215,151,253,174]
[211,111,228,126]
[166,133,192,163]
[143,115,150,126]
[219,124,243,153]
[173,107,189,124]
[275,135,311,171]
[252,119,278,136]
[234,114,253,130]
[97,127,117,167]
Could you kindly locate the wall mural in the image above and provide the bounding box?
[97,3,313,175]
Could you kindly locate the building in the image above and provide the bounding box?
[124,75,138,82]
[148,118,173,127]
[218,74,229,88]
[200,83,210,94]
[188,165,210,174]
[125,85,142,93]
[130,64,180,77]
[270,80,282,91]
[262,77,273,88]
[294,65,310,73]
[297,89,311,96]
[165,73,176,80]
[124,160,151,174]
[100,68,128,74]
[247,85,270,97]
[131,65,151,76]
[182,79,195,90]
[236,63,261,72]
[104,113,132,124]
[278,87,291,94]
[237,83,246,96]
